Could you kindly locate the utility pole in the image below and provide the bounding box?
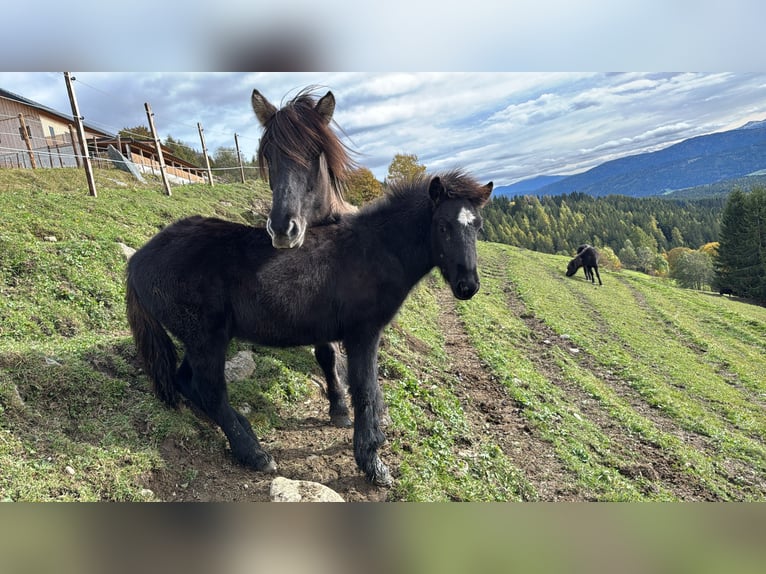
[144,102,172,196]
[63,72,97,197]
[234,133,246,184]
[197,122,214,186]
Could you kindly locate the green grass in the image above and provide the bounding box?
[2,167,765,500]
[381,277,535,501]
[0,169,280,501]
[461,243,766,500]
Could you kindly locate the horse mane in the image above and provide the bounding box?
[257,87,357,215]
[384,169,491,207]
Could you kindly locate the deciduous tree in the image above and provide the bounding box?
[386,153,426,186]
[345,167,384,205]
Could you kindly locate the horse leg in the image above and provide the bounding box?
[594,265,603,286]
[177,353,260,442]
[344,331,392,487]
[176,355,193,398]
[314,342,352,427]
[185,343,276,473]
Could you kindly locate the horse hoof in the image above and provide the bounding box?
[240,450,277,474]
[261,458,278,474]
[330,413,353,428]
[367,458,393,487]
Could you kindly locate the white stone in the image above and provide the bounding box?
[269,477,345,502]
[118,242,136,260]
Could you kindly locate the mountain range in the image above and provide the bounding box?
[494,119,766,198]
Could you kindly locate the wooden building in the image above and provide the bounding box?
[0,87,206,183]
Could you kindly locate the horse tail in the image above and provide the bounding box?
[126,281,180,408]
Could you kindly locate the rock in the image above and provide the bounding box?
[224,351,256,383]
[64,465,75,476]
[269,477,345,502]
[118,242,136,260]
[8,385,26,410]
[43,236,57,242]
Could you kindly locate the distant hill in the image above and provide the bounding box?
[663,173,766,200]
[515,121,766,198]
[493,175,566,196]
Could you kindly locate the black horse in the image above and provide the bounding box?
[252,87,359,427]
[126,170,493,486]
[566,244,603,285]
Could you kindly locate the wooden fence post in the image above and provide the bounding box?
[17,114,37,169]
[145,102,172,196]
[198,122,214,186]
[234,133,246,183]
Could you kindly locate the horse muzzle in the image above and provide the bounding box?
[267,217,306,249]
[452,276,480,300]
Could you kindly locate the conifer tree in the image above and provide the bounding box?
[714,188,765,299]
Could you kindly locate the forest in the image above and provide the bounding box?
[481,192,724,258]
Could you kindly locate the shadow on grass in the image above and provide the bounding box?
[0,337,325,501]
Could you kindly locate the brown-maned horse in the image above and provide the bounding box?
[251,87,360,428]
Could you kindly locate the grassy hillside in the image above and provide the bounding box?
[1,168,765,501]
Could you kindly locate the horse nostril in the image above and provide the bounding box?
[286,219,300,239]
[456,279,477,299]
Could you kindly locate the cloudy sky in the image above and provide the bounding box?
[2,72,765,186]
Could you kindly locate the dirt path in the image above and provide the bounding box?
[502,280,716,500]
[147,379,393,502]
[434,288,582,501]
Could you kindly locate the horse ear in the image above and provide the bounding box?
[252,89,277,126]
[428,176,446,204]
[477,181,493,207]
[315,91,335,125]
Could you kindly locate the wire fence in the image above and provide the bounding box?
[0,114,260,186]
[0,114,80,169]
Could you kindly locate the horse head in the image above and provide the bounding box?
[566,257,582,277]
[253,88,352,249]
[428,175,493,300]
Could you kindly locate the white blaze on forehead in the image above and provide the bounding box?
[457,207,476,227]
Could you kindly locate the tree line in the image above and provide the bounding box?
[482,192,724,258]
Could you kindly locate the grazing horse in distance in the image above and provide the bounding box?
[126,170,493,486]
[566,244,603,285]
